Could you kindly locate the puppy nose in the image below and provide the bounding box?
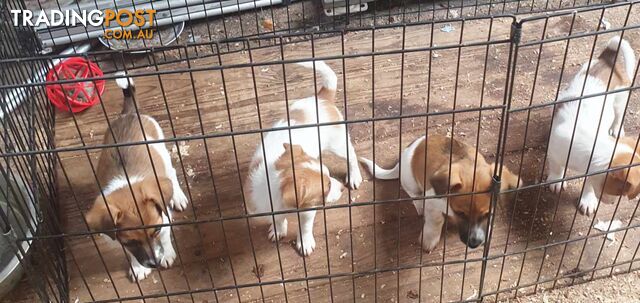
[467,237,484,249]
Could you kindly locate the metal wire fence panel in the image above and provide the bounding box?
[23,0,611,50]
[1,1,64,302]
[12,0,612,71]
[3,1,640,303]
[484,2,640,301]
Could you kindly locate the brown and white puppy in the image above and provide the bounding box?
[546,36,639,215]
[245,61,361,256]
[361,135,520,252]
[85,74,188,281]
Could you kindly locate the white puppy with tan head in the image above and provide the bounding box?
[245,61,362,256]
[361,135,521,252]
[85,74,189,281]
[547,36,640,215]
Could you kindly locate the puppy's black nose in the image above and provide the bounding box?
[467,237,483,249]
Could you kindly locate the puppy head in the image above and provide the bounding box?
[278,144,345,208]
[430,162,493,249]
[604,151,640,199]
[85,177,173,268]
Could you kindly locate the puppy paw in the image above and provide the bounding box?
[268,222,288,242]
[578,196,598,216]
[609,127,625,138]
[347,169,363,190]
[170,189,189,212]
[129,264,152,281]
[548,180,567,194]
[296,233,316,256]
[159,248,177,268]
[419,231,441,253]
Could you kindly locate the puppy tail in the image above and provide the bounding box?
[114,71,137,114]
[359,157,400,180]
[296,60,337,102]
[602,36,636,82]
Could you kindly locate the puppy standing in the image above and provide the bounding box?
[546,36,639,215]
[245,61,362,256]
[85,74,189,281]
[361,135,520,252]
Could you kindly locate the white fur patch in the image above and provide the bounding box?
[115,72,134,89]
[102,175,143,196]
[326,177,344,203]
[401,136,427,197]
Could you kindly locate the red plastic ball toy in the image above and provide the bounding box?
[46,57,105,113]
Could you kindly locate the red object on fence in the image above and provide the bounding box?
[46,57,105,113]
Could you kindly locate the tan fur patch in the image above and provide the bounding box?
[619,136,640,154]
[500,166,521,191]
[321,102,343,122]
[410,135,501,220]
[289,101,343,125]
[317,87,335,103]
[289,109,307,124]
[86,177,172,241]
[96,115,167,186]
[276,144,330,208]
[604,149,640,199]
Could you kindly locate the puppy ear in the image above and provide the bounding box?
[281,177,299,208]
[430,164,463,195]
[283,143,304,157]
[280,175,308,208]
[139,177,174,212]
[628,185,640,200]
[603,167,631,196]
[283,143,292,152]
[626,166,640,199]
[500,166,522,191]
[85,198,121,240]
[280,173,325,208]
[610,166,640,199]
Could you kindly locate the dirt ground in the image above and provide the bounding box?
[513,270,640,302]
[6,0,640,303]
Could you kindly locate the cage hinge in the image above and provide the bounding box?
[510,22,522,45]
